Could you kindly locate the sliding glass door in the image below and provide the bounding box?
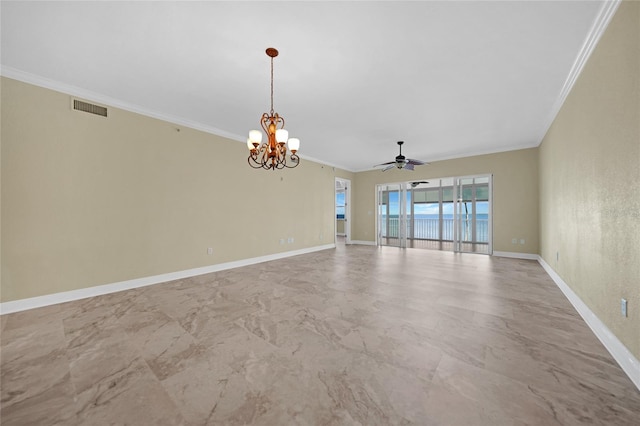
[377,183,408,248]
[378,175,492,254]
[453,175,492,254]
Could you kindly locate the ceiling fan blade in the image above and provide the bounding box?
[407,159,426,165]
[374,161,396,167]
[376,141,426,171]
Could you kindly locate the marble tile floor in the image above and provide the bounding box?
[1,245,639,425]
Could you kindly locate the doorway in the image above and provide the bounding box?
[335,178,351,244]
[376,175,492,254]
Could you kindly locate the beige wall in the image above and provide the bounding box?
[353,148,539,254]
[539,1,639,359]
[1,77,346,302]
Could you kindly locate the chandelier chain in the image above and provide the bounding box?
[270,56,274,115]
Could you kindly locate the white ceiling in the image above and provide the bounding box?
[1,1,612,171]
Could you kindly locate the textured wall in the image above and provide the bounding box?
[539,1,639,359]
[1,77,342,302]
[352,148,539,254]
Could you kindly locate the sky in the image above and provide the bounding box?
[336,190,489,217]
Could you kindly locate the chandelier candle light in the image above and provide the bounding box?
[247,47,300,170]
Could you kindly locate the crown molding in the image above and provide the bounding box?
[1,66,246,142]
[354,141,540,173]
[536,0,621,145]
[1,66,356,172]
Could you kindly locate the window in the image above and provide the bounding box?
[336,191,345,219]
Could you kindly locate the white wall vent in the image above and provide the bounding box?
[72,99,108,117]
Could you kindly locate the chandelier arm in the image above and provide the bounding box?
[260,113,270,134]
[268,112,284,129]
[270,157,280,170]
[263,145,272,165]
[248,156,263,169]
[259,144,270,165]
[261,145,273,170]
[248,149,264,168]
[280,144,290,160]
[253,145,269,167]
[283,154,300,169]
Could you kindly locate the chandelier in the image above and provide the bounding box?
[247,47,300,170]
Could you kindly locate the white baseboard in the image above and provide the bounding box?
[538,256,640,392]
[492,251,539,260]
[0,244,335,315]
[350,240,377,246]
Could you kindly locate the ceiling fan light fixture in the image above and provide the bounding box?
[247,47,301,170]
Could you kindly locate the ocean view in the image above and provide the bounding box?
[379,214,489,242]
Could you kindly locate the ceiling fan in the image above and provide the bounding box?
[374,141,427,171]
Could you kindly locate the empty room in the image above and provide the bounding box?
[1,1,639,424]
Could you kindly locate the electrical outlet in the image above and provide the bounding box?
[207,248,213,255]
[279,239,285,245]
[287,237,294,244]
[621,298,627,317]
[512,238,517,244]
[519,239,525,245]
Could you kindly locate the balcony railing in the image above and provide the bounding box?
[380,217,488,243]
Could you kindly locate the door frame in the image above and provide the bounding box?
[376,175,492,254]
[335,178,351,244]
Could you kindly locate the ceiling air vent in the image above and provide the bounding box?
[73,99,108,117]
